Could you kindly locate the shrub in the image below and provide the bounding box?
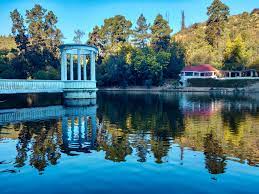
[187,78,258,88]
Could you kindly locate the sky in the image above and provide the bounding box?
[0,0,258,43]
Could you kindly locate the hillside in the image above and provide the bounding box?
[174,9,259,69]
[0,35,16,51]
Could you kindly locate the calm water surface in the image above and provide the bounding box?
[0,92,258,194]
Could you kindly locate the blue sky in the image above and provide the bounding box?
[0,0,258,43]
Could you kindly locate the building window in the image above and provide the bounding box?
[185,72,193,76]
[194,72,199,76]
[205,72,212,76]
[200,73,205,76]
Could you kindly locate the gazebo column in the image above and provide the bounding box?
[70,54,74,80]
[77,49,81,80]
[90,51,96,81]
[61,49,67,81]
[83,54,87,80]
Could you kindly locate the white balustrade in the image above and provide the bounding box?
[0,79,97,94]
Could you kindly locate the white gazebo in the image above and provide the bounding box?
[59,44,98,81]
[59,44,98,99]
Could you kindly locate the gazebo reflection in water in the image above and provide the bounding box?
[61,114,97,155]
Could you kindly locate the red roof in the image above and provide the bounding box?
[182,64,218,72]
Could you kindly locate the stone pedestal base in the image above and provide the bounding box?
[64,98,96,107]
[63,89,97,99]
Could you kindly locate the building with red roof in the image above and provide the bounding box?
[179,64,218,86]
[179,64,259,87]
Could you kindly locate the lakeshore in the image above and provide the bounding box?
[99,82,259,93]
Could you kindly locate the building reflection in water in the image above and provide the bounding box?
[61,114,97,155]
[0,99,98,173]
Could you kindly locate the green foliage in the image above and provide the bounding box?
[10,9,29,53]
[150,14,172,51]
[33,66,59,80]
[132,14,150,48]
[205,0,230,47]
[174,9,258,69]
[7,4,63,79]
[165,42,186,78]
[101,15,132,45]
[223,35,250,70]
[248,57,259,71]
[132,47,171,85]
[0,35,16,51]
[188,78,258,88]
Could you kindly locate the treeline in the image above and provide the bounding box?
[87,14,185,87]
[0,5,62,79]
[85,0,258,87]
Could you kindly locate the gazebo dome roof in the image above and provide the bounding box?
[59,44,98,54]
[182,64,218,72]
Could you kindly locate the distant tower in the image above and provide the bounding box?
[181,10,186,30]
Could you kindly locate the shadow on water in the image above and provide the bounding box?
[0,92,258,176]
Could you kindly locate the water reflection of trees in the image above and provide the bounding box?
[15,120,61,172]
[97,92,259,168]
[97,92,184,163]
[203,132,226,174]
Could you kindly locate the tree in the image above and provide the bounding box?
[73,29,85,44]
[165,42,186,78]
[10,4,63,79]
[223,35,249,71]
[102,15,132,45]
[181,11,186,30]
[88,26,105,57]
[205,0,230,47]
[150,14,172,51]
[132,14,150,48]
[88,15,132,57]
[10,9,29,53]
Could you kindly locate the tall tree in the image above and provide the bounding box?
[101,15,132,45]
[10,4,63,79]
[87,26,104,57]
[132,14,150,48]
[205,0,230,47]
[73,29,85,44]
[10,9,29,53]
[25,4,46,48]
[181,11,186,30]
[166,42,186,78]
[150,14,172,51]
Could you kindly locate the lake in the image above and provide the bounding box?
[0,91,258,194]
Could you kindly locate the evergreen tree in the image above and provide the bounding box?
[181,11,186,30]
[10,9,29,53]
[10,4,63,79]
[166,42,186,78]
[150,14,172,51]
[73,29,85,44]
[102,15,132,45]
[132,14,150,48]
[205,0,230,47]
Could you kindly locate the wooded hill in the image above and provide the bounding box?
[174,9,259,70]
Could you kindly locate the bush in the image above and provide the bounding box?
[188,78,258,88]
[33,67,59,80]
